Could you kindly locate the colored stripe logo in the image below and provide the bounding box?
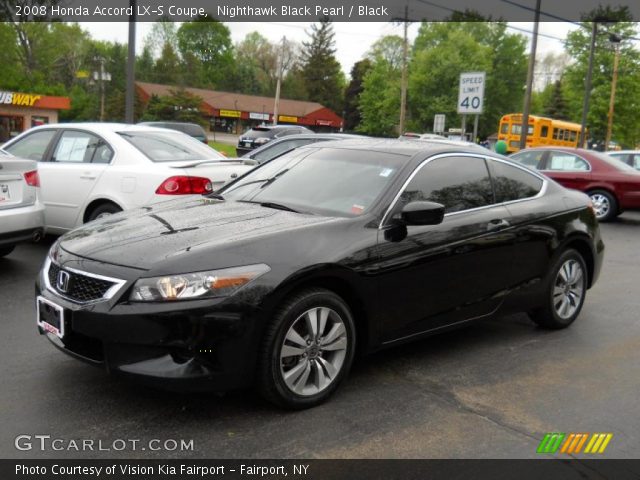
[537,433,613,454]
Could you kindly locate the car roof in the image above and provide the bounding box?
[298,138,489,157]
[24,122,183,134]
[609,150,639,154]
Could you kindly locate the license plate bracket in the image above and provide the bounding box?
[37,296,65,338]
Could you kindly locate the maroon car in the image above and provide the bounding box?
[510,147,640,221]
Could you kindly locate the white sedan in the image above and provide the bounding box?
[2,123,254,234]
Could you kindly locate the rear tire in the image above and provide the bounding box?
[588,190,617,222]
[86,203,122,222]
[257,288,356,409]
[0,245,15,257]
[529,249,588,329]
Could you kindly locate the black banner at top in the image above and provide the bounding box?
[1,0,640,22]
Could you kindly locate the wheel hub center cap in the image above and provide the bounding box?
[307,345,320,359]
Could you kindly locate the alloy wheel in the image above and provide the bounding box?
[553,259,585,319]
[279,307,348,396]
[589,193,610,220]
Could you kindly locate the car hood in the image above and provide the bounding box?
[58,198,337,270]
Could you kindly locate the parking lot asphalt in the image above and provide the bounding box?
[1,213,639,460]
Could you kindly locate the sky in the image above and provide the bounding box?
[83,21,578,77]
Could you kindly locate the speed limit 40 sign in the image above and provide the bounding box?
[457,72,485,114]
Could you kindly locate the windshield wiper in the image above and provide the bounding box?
[258,202,299,213]
[224,169,290,193]
[206,192,225,200]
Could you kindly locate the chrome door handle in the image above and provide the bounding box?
[80,173,97,180]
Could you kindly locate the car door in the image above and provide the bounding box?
[39,129,112,230]
[540,150,591,191]
[375,154,515,343]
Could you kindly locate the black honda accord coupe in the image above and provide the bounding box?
[36,139,604,408]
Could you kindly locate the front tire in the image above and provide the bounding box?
[257,288,356,409]
[588,190,617,222]
[0,245,15,257]
[529,249,588,329]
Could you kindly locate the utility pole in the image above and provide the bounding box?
[519,0,541,150]
[579,21,598,148]
[273,36,286,126]
[125,0,136,124]
[398,4,409,135]
[605,34,621,151]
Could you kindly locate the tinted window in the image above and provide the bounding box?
[510,150,545,169]
[52,131,112,163]
[546,152,589,171]
[252,138,315,164]
[4,129,55,161]
[490,160,543,202]
[633,155,640,169]
[541,126,549,137]
[222,148,404,217]
[118,131,223,162]
[500,123,508,134]
[400,156,494,214]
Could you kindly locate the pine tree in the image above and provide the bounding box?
[343,59,372,131]
[543,80,570,120]
[300,18,345,113]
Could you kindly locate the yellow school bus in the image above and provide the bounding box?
[498,114,584,153]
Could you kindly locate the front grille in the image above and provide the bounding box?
[47,262,118,303]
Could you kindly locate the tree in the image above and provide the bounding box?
[177,16,234,89]
[153,42,181,85]
[543,80,570,120]
[300,18,345,113]
[367,35,404,70]
[343,59,372,131]
[144,18,178,57]
[563,8,640,147]
[407,22,527,138]
[141,89,204,124]
[357,58,401,136]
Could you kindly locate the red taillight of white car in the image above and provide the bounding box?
[155,176,213,195]
[23,170,40,187]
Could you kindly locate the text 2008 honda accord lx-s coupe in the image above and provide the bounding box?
[36,139,604,408]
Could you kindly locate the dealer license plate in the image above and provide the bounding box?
[37,296,65,338]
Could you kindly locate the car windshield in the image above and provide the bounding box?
[243,128,274,139]
[220,147,406,217]
[118,131,223,162]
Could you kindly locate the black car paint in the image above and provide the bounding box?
[36,141,604,391]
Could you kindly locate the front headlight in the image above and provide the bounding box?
[254,137,270,145]
[129,264,270,302]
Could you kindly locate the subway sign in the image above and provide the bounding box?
[0,91,42,107]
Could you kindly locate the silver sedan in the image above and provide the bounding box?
[0,149,45,257]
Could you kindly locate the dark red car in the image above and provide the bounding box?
[510,147,640,221]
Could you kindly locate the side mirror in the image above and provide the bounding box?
[401,201,445,226]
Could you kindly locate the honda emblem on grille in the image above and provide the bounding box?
[57,270,70,293]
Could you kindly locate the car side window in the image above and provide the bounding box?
[489,159,543,202]
[400,156,494,214]
[4,129,56,161]
[510,150,545,170]
[545,152,589,171]
[632,155,640,169]
[52,131,112,163]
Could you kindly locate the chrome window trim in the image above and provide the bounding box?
[379,152,548,228]
[538,150,592,173]
[43,256,127,305]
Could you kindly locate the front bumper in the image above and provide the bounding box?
[35,261,268,392]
